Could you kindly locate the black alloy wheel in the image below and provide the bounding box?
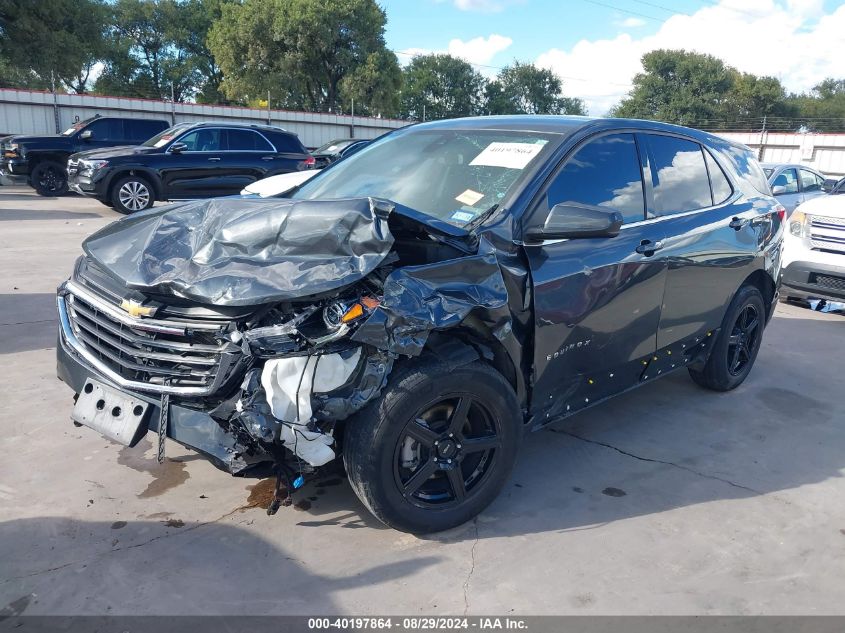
[343,358,521,533]
[393,395,501,509]
[31,161,69,196]
[689,284,766,391]
[727,304,760,376]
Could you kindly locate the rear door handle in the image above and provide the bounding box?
[208,157,221,162]
[636,240,664,255]
[729,217,748,230]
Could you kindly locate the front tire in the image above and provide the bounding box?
[31,161,68,196]
[343,357,522,533]
[111,176,154,214]
[689,284,765,391]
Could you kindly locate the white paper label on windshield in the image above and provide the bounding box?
[154,135,174,148]
[455,188,485,206]
[470,142,544,169]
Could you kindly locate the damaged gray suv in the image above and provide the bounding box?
[57,116,783,533]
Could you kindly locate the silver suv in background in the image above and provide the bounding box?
[763,163,827,215]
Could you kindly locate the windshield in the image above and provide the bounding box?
[62,119,94,136]
[314,139,356,154]
[141,123,192,148]
[292,128,555,226]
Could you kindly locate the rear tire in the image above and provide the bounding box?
[688,285,765,391]
[111,175,154,214]
[343,357,522,533]
[31,161,68,196]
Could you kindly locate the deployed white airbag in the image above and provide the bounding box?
[260,349,362,466]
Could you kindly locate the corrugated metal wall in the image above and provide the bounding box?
[0,89,407,148]
[718,131,845,178]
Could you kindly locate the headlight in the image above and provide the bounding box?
[80,159,109,171]
[789,211,806,237]
[3,142,18,157]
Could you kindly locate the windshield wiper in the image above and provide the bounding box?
[466,203,499,231]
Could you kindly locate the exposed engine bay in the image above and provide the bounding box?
[59,196,515,512]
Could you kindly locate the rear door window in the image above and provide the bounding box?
[545,133,645,224]
[84,118,124,142]
[225,129,274,151]
[126,119,167,143]
[773,168,799,194]
[800,169,824,193]
[644,134,712,216]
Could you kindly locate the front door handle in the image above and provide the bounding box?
[636,239,664,255]
[208,157,221,162]
[261,156,275,161]
[729,217,748,230]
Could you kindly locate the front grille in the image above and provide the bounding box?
[811,274,845,292]
[809,215,845,253]
[60,281,242,396]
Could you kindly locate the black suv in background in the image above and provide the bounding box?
[67,122,315,214]
[0,116,168,195]
[311,138,371,168]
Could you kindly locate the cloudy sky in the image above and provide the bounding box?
[380,0,845,114]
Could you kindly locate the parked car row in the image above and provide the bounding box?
[1,114,370,213]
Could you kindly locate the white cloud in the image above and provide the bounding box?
[448,34,513,66]
[451,0,523,12]
[616,17,646,28]
[398,34,513,75]
[535,0,845,115]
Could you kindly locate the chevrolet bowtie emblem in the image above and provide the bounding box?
[120,298,156,318]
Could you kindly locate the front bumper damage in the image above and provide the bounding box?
[56,195,518,510]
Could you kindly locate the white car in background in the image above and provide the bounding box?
[763,163,828,215]
[781,188,845,306]
[240,169,321,198]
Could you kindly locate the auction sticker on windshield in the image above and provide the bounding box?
[455,188,485,206]
[470,141,546,169]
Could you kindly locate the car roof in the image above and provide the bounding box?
[185,121,293,135]
[761,163,821,171]
[412,115,738,145]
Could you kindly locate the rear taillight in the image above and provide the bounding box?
[303,155,316,169]
[775,204,786,222]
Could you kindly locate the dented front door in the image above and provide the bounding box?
[522,131,667,422]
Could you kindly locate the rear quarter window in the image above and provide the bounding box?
[703,149,733,204]
[268,132,306,154]
[713,141,771,195]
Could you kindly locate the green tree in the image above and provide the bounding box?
[208,0,401,112]
[400,54,486,120]
[94,0,221,101]
[785,78,845,132]
[486,62,586,115]
[612,49,736,127]
[0,0,108,93]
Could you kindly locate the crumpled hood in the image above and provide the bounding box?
[82,197,395,306]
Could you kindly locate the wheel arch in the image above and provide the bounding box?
[417,324,526,413]
[106,168,162,202]
[740,268,777,323]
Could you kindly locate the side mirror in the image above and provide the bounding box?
[169,141,187,154]
[771,185,787,196]
[525,202,624,243]
[823,179,836,193]
[79,130,93,141]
